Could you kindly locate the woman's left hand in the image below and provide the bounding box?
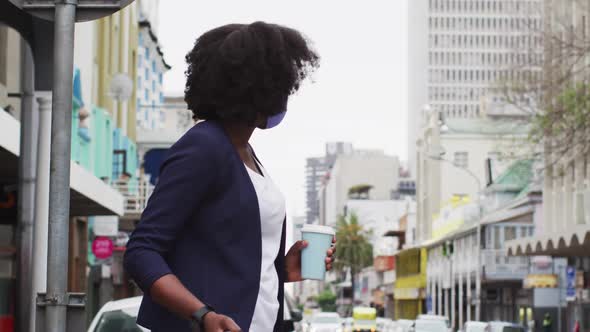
[285,236,336,282]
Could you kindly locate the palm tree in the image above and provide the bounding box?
[334,212,373,307]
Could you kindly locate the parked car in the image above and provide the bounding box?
[89,295,302,332]
[394,319,415,332]
[305,312,342,332]
[377,317,394,332]
[460,321,488,332]
[87,296,147,332]
[414,319,452,332]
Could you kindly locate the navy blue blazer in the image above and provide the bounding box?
[123,120,286,331]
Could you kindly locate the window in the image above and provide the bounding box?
[145,68,149,80]
[494,226,501,249]
[152,60,156,73]
[453,151,468,168]
[146,48,150,58]
[505,226,516,242]
[152,80,156,92]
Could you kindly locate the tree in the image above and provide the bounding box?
[316,289,337,312]
[334,213,373,306]
[498,0,590,169]
[347,184,374,200]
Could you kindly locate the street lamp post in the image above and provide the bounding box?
[427,152,483,322]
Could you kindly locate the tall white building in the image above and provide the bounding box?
[407,0,543,176]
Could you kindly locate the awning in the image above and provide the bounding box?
[0,109,124,216]
[506,226,590,257]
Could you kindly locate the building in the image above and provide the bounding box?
[426,160,540,330]
[505,1,590,330]
[0,2,147,327]
[305,142,353,224]
[415,106,527,244]
[394,247,428,320]
[407,0,543,176]
[136,4,171,131]
[320,150,400,227]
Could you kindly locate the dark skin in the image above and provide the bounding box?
[149,114,335,332]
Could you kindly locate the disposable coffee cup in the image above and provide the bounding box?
[301,224,335,280]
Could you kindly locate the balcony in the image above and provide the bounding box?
[111,178,154,221]
[482,249,529,280]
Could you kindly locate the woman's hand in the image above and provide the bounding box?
[285,237,336,282]
[201,312,241,332]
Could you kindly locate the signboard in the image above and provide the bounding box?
[566,266,576,301]
[523,274,558,289]
[374,256,395,272]
[92,236,113,260]
[426,295,433,313]
[92,216,118,236]
[394,288,420,300]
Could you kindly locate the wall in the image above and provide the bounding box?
[345,199,408,256]
[324,152,400,226]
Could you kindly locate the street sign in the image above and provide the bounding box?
[91,236,113,260]
[7,0,135,22]
[566,266,576,301]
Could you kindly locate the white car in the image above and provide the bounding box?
[306,312,343,332]
[87,296,147,332]
[394,319,416,332]
[461,321,488,332]
[414,314,452,332]
[89,295,301,332]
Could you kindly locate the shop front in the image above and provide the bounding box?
[394,247,427,320]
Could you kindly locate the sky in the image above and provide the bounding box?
[158,0,409,229]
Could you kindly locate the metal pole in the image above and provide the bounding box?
[557,265,562,332]
[451,252,455,329]
[16,36,38,332]
[475,194,482,321]
[32,93,52,332]
[46,1,77,331]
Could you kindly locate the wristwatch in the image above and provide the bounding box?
[190,304,215,331]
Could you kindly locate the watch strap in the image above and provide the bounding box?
[190,304,215,329]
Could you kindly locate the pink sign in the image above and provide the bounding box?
[92,236,114,260]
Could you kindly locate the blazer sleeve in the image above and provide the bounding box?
[123,130,219,293]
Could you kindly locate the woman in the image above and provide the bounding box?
[124,22,332,332]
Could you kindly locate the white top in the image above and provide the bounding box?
[245,160,286,331]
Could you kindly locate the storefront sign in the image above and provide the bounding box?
[92,236,114,260]
[566,266,576,301]
[523,274,558,289]
[92,216,119,236]
[394,287,420,300]
[374,256,395,272]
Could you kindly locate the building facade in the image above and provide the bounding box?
[407,0,543,175]
[505,1,590,330]
[320,150,400,227]
[305,142,353,224]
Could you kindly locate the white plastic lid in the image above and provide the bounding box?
[301,224,335,235]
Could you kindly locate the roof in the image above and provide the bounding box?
[139,20,172,70]
[444,118,530,136]
[488,159,534,192]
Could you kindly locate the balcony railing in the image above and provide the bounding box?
[111,178,154,218]
[482,249,529,280]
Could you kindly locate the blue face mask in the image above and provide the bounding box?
[265,110,287,129]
